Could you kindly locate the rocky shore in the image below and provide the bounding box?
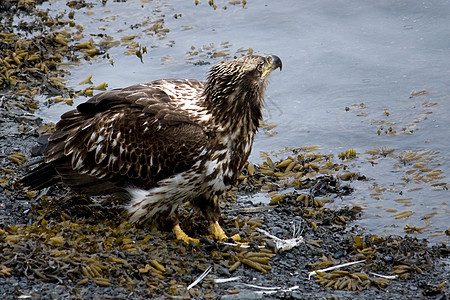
[1,1,448,299]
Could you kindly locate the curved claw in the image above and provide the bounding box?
[173,224,199,244]
[210,221,228,241]
[210,221,247,244]
[230,233,242,241]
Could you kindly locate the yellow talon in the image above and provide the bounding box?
[210,221,245,244]
[173,224,199,244]
[231,233,241,241]
[210,221,228,241]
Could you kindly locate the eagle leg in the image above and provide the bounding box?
[210,221,242,242]
[173,224,199,244]
[190,196,243,242]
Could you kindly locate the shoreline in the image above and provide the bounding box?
[1,1,448,298]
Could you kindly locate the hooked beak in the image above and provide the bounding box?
[261,55,282,78]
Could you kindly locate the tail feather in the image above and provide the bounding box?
[19,159,124,194]
[18,163,60,190]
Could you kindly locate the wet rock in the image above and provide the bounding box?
[383,255,393,263]
[220,290,264,300]
[333,249,345,259]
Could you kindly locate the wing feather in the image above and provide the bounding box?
[45,79,209,194]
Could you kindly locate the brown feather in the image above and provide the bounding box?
[20,55,282,229]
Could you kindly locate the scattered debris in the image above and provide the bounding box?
[187,265,212,290]
[308,260,366,280]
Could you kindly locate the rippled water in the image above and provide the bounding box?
[33,0,449,243]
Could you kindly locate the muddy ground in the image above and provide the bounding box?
[1,1,449,299]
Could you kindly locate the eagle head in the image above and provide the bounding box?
[204,55,282,128]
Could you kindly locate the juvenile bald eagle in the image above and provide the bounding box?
[20,55,282,243]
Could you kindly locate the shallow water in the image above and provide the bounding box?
[32,0,449,243]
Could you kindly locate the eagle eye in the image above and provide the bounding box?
[256,62,265,73]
